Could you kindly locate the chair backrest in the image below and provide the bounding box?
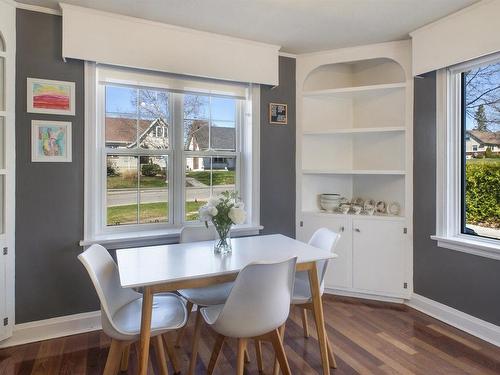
[180,225,217,243]
[211,257,297,338]
[308,228,340,287]
[78,244,140,327]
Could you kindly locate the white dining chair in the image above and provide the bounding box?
[175,225,234,349]
[272,227,340,374]
[78,244,187,375]
[191,257,297,375]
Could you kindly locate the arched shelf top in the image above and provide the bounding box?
[303,57,405,92]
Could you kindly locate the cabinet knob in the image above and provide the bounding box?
[340,226,344,232]
[354,228,361,232]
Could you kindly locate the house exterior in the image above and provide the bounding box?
[185,120,236,171]
[105,116,169,173]
[465,130,500,158]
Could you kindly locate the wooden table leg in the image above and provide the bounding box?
[308,265,330,375]
[188,311,203,375]
[139,286,154,375]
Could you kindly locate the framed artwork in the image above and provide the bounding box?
[269,103,287,125]
[27,78,75,115]
[31,120,72,162]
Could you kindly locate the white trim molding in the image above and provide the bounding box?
[325,288,405,304]
[408,294,500,347]
[60,3,280,85]
[0,311,101,349]
[14,1,61,15]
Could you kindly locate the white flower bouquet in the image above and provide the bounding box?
[199,191,246,253]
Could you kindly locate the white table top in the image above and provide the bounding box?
[116,234,337,288]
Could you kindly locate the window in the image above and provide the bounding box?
[84,64,259,243]
[461,62,500,241]
[434,53,500,259]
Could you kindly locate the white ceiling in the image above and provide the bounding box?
[17,0,479,54]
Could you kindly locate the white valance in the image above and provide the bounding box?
[60,3,280,85]
[410,0,500,76]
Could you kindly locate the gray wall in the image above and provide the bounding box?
[413,72,500,325]
[260,57,296,238]
[15,10,99,323]
[15,11,297,323]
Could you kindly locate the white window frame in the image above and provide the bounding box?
[432,53,500,260]
[82,63,261,247]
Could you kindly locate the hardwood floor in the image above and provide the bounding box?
[0,296,499,374]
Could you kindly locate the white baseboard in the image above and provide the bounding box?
[0,310,101,348]
[407,294,500,347]
[325,288,406,304]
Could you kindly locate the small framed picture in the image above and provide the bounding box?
[269,103,288,125]
[27,78,76,115]
[31,120,72,162]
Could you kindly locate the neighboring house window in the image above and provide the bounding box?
[83,64,259,242]
[434,53,500,259]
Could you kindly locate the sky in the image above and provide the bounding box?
[105,86,236,127]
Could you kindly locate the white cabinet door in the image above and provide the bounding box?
[352,219,406,297]
[297,214,352,289]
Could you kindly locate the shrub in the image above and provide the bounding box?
[107,160,119,177]
[484,147,495,159]
[141,163,162,177]
[465,161,500,227]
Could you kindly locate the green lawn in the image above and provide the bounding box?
[107,200,206,225]
[107,176,167,189]
[466,158,500,164]
[186,170,235,186]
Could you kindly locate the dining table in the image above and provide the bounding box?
[115,233,338,375]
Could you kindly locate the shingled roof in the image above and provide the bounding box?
[105,117,154,144]
[188,121,236,150]
[468,130,500,146]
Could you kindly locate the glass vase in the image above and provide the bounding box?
[214,225,232,254]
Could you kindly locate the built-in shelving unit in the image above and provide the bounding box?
[296,42,413,300]
[303,126,405,135]
[302,82,406,97]
[302,169,406,175]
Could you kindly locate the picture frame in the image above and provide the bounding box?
[269,102,288,125]
[27,78,76,115]
[31,120,72,162]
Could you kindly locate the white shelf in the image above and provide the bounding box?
[302,210,405,221]
[302,82,406,98]
[303,126,405,135]
[302,169,406,176]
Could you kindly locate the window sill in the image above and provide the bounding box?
[80,224,263,249]
[431,235,500,260]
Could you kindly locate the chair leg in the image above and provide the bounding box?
[255,340,264,373]
[188,311,203,375]
[270,329,291,375]
[154,335,169,375]
[244,348,251,363]
[236,338,248,375]
[301,308,310,338]
[273,324,286,375]
[175,301,194,348]
[120,343,131,372]
[104,339,126,375]
[326,336,337,369]
[207,334,225,375]
[163,334,181,374]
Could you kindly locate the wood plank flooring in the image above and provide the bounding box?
[0,296,499,374]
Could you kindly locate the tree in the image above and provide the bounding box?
[474,104,488,131]
[464,63,500,131]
